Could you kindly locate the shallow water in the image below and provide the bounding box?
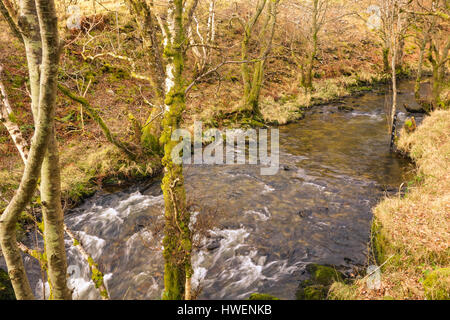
[4,81,424,300]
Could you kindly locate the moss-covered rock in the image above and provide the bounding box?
[296,264,344,300]
[403,117,417,133]
[0,268,15,300]
[301,285,328,300]
[308,264,343,285]
[248,293,280,300]
[423,268,450,300]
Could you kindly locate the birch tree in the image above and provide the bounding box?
[186,0,216,75]
[0,0,71,299]
[127,0,200,299]
[374,0,409,74]
[381,0,409,148]
[157,0,192,300]
[126,0,200,154]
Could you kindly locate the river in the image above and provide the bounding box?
[4,80,425,300]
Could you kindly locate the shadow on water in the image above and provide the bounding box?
[5,81,423,300]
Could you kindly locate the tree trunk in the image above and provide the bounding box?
[35,0,71,300]
[247,0,278,115]
[64,226,109,299]
[415,36,428,101]
[127,0,166,154]
[395,36,404,71]
[240,0,279,117]
[431,63,442,108]
[383,46,390,74]
[58,84,137,160]
[304,0,319,91]
[40,132,72,300]
[391,45,398,131]
[429,40,449,109]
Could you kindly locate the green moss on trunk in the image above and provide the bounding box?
[160,0,192,301]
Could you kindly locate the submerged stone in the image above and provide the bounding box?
[404,103,426,114]
[337,105,354,112]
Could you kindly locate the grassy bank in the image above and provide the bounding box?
[330,110,450,300]
[259,71,391,125]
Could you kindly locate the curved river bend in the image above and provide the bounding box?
[10,81,423,299]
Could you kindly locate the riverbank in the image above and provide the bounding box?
[330,109,450,300]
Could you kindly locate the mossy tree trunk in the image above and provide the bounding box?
[240,0,267,116]
[302,0,320,93]
[395,35,405,72]
[160,0,192,300]
[382,46,390,74]
[414,33,430,101]
[58,84,138,160]
[428,39,450,109]
[239,0,279,118]
[126,0,166,154]
[0,0,42,300]
[40,134,72,300]
[126,0,200,155]
[35,0,71,300]
[411,0,449,109]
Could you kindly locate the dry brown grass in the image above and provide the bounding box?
[383,109,450,259]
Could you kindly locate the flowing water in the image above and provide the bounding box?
[3,81,425,300]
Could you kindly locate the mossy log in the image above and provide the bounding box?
[58,84,138,160]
